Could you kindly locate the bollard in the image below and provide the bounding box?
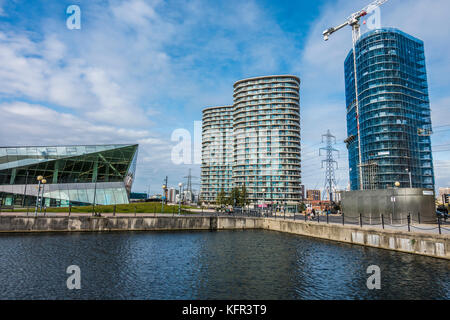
[418,212,421,224]
[359,213,363,228]
[69,205,72,217]
[113,205,116,217]
[317,213,320,223]
[342,212,345,226]
[381,214,385,229]
[438,216,442,235]
[407,213,411,232]
[26,206,29,217]
[134,206,137,217]
[326,212,329,224]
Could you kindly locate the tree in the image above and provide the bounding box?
[229,187,241,207]
[240,185,249,207]
[216,189,226,207]
[298,202,306,212]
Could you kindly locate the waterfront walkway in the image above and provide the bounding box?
[1,211,448,236]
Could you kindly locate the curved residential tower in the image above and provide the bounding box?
[233,75,302,205]
[201,106,234,204]
[345,28,434,190]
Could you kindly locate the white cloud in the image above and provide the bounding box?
[0,102,151,144]
[1,0,448,193]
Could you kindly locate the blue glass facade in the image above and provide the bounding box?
[345,28,434,190]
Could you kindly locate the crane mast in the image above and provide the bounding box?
[322,0,388,190]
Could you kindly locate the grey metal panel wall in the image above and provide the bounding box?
[341,188,435,224]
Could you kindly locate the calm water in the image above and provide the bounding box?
[0,230,448,300]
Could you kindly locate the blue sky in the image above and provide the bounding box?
[0,0,449,195]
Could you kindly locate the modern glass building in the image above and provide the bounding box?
[201,106,234,204]
[345,28,434,190]
[233,75,302,205]
[0,144,138,207]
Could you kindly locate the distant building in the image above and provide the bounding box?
[130,192,148,201]
[306,190,321,201]
[345,28,434,190]
[168,188,177,203]
[332,190,342,203]
[439,187,450,204]
[300,185,305,201]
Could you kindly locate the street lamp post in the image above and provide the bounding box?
[162,185,166,213]
[34,176,43,216]
[406,168,412,188]
[22,171,29,208]
[92,178,97,216]
[178,183,182,215]
[40,179,47,213]
[262,188,266,217]
[391,181,400,224]
[270,175,273,217]
[284,182,287,220]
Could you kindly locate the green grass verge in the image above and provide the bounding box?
[13,202,197,214]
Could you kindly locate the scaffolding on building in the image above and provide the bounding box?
[359,161,379,190]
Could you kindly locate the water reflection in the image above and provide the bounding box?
[0,230,448,299]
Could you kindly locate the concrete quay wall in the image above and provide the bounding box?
[0,215,447,260]
[0,215,263,233]
[262,218,449,260]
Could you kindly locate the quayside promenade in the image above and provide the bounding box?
[0,212,448,260]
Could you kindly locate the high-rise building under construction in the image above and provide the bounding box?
[345,28,435,190]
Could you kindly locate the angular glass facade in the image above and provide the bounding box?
[201,106,234,203]
[0,144,138,207]
[345,28,434,190]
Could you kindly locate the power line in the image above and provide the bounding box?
[432,143,450,148]
[432,149,450,153]
[433,124,450,129]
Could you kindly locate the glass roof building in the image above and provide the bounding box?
[345,28,434,190]
[0,144,138,207]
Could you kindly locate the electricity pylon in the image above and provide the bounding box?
[320,130,339,202]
